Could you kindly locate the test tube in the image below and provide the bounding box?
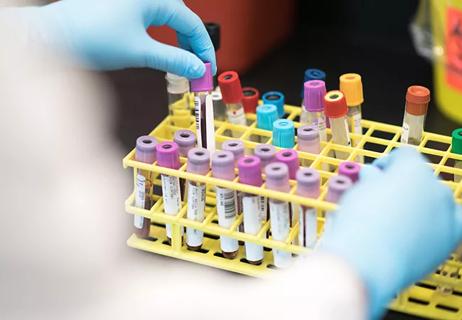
[185,148,210,251]
[242,87,260,114]
[156,141,182,243]
[254,144,277,169]
[301,80,327,140]
[297,125,321,167]
[212,151,239,259]
[452,128,462,183]
[300,68,327,105]
[190,62,216,153]
[272,119,295,149]
[257,104,278,143]
[222,140,245,165]
[324,90,351,160]
[296,168,321,248]
[174,129,196,158]
[166,73,191,128]
[340,74,364,163]
[134,136,157,238]
[338,161,361,183]
[238,156,264,265]
[262,91,285,118]
[323,175,353,234]
[265,162,292,268]
[211,88,227,122]
[218,71,247,129]
[400,85,431,146]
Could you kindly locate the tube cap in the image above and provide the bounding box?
[187,148,210,175]
[257,104,279,131]
[301,69,326,98]
[326,175,353,204]
[190,62,213,92]
[135,136,157,164]
[262,91,285,117]
[174,129,196,157]
[218,71,243,104]
[297,125,321,154]
[156,141,181,169]
[211,151,235,181]
[304,80,326,112]
[296,168,321,198]
[242,87,260,113]
[166,73,190,94]
[272,119,295,148]
[324,90,348,118]
[405,85,431,116]
[238,156,262,187]
[222,140,245,163]
[254,144,276,169]
[265,162,290,193]
[338,162,361,183]
[275,149,300,180]
[452,128,462,155]
[205,22,220,51]
[339,73,364,107]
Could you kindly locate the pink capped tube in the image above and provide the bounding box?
[324,175,353,235]
[254,144,277,169]
[275,149,300,180]
[174,129,196,157]
[338,161,361,183]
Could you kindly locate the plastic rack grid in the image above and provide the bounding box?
[123,103,462,320]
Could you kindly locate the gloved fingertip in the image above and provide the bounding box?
[187,62,206,79]
[359,164,383,182]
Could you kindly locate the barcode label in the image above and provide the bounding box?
[135,173,146,209]
[401,122,410,144]
[161,174,181,215]
[194,96,203,148]
[258,196,267,223]
[216,187,236,220]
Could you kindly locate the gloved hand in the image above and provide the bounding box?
[2,0,216,78]
[320,147,462,319]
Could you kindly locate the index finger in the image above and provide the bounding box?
[143,1,217,74]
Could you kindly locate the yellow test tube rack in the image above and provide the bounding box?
[123,103,462,320]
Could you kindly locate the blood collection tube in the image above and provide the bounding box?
[296,168,321,248]
[323,175,353,234]
[222,140,245,165]
[302,80,327,138]
[338,161,361,183]
[174,129,196,157]
[301,68,327,104]
[166,73,191,128]
[134,136,157,238]
[324,90,351,160]
[156,141,182,242]
[212,151,239,259]
[257,104,279,144]
[238,156,264,265]
[211,88,227,122]
[218,71,247,129]
[297,125,321,167]
[254,144,277,169]
[400,85,431,146]
[452,128,462,183]
[272,119,295,149]
[242,87,260,114]
[191,62,216,153]
[262,91,285,118]
[275,149,299,180]
[266,162,292,268]
[185,148,210,251]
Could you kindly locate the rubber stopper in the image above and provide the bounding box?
[218,71,243,104]
[324,90,348,118]
[452,128,462,155]
[405,85,430,116]
[339,73,364,107]
[242,87,260,113]
[257,104,279,131]
[272,119,295,148]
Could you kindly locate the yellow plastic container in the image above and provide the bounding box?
[123,102,462,320]
[431,0,462,124]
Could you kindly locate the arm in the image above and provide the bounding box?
[0,0,217,78]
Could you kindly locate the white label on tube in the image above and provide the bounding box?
[216,187,239,253]
[161,175,181,215]
[205,94,216,154]
[345,120,352,147]
[135,173,146,209]
[242,196,263,262]
[194,96,203,148]
[299,206,317,248]
[402,122,410,144]
[186,182,206,247]
[258,196,267,223]
[269,201,291,268]
[227,108,246,125]
[353,113,362,134]
[134,215,144,230]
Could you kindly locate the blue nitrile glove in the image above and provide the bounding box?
[1,0,216,78]
[320,147,462,320]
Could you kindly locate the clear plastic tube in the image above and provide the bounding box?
[194,91,216,153]
[166,73,190,128]
[329,116,351,160]
[401,85,430,146]
[347,105,364,162]
[401,111,426,146]
[225,102,247,137]
[211,88,227,121]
